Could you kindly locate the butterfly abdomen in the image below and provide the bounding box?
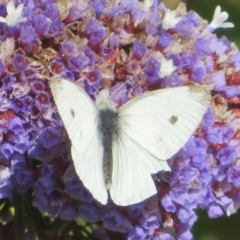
[98,108,120,189]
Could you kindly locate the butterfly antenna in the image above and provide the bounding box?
[86,78,100,94]
[109,67,146,98]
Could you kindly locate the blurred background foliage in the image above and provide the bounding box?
[163,1,240,240]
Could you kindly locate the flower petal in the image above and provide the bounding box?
[15,3,24,19]
[6,1,15,15]
[0,16,7,23]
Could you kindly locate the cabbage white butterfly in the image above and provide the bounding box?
[50,77,211,206]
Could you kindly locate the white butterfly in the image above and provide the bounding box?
[49,77,211,206]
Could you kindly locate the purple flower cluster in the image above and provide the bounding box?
[0,0,240,239]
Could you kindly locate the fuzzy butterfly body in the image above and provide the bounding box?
[50,78,211,206]
[98,107,119,188]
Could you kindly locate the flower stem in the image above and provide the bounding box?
[13,191,25,240]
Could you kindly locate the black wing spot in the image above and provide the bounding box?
[70,109,75,118]
[169,115,178,125]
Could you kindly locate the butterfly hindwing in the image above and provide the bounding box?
[111,131,170,206]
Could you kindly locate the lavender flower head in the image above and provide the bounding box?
[0,0,239,239]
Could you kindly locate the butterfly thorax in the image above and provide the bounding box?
[97,98,120,189]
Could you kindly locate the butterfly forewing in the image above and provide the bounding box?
[50,78,108,204]
[118,86,211,160]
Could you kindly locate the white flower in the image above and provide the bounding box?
[0,38,15,64]
[142,0,153,12]
[0,165,11,180]
[0,1,27,27]
[209,5,234,30]
[159,58,177,78]
[162,9,182,30]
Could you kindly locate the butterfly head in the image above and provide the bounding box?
[96,88,116,111]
